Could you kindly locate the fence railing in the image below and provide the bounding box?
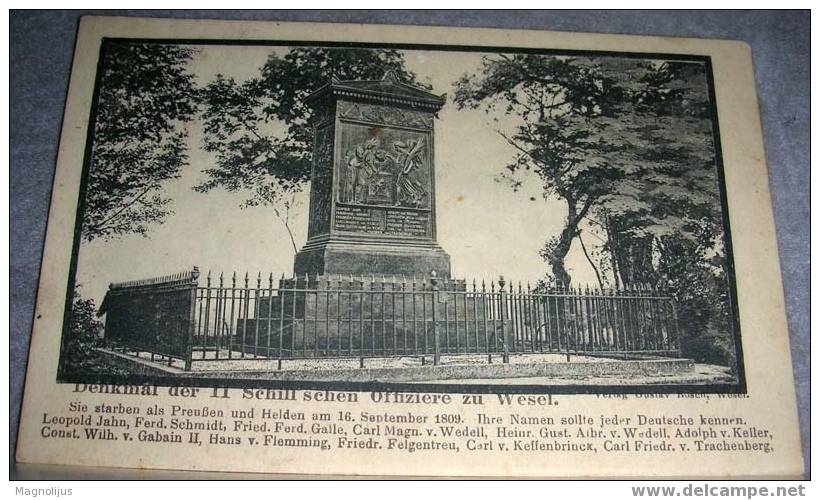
[101,268,680,371]
[99,268,200,370]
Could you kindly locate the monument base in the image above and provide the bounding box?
[293,238,451,278]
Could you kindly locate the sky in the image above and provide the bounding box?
[75,44,603,304]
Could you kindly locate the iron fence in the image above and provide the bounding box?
[99,269,199,370]
[189,271,679,369]
[101,269,679,371]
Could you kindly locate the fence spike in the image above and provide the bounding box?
[269,272,274,288]
[206,270,211,287]
[219,272,224,287]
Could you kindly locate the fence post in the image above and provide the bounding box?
[499,276,509,364]
[184,266,200,372]
[431,270,440,366]
[670,299,681,357]
[563,284,571,363]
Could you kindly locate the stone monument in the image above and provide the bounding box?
[293,71,452,278]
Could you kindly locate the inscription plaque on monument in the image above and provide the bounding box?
[294,71,451,277]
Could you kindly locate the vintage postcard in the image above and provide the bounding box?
[15,16,802,478]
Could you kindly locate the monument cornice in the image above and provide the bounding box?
[305,71,447,112]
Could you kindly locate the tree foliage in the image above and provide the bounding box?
[594,62,734,367]
[196,48,425,207]
[82,43,199,242]
[62,288,128,376]
[454,55,649,286]
[455,55,735,367]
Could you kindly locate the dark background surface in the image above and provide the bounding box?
[10,10,810,478]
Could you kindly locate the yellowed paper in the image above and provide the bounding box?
[15,16,802,478]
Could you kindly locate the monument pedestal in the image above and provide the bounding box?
[294,238,451,278]
[236,275,495,357]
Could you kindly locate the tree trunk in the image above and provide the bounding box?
[546,226,574,287]
[578,231,605,289]
[543,197,592,287]
[603,213,657,288]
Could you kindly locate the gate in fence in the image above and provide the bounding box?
[100,268,680,371]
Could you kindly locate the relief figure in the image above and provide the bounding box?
[391,137,427,208]
[343,135,428,207]
[344,138,389,203]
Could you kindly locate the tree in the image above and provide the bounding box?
[589,61,735,367]
[196,47,424,250]
[60,287,130,376]
[82,42,199,242]
[455,55,736,366]
[454,54,648,286]
[594,61,721,287]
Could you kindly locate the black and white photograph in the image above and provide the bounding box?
[56,38,744,392]
[13,12,809,481]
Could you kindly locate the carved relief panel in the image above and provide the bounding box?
[333,120,433,239]
[337,101,434,130]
